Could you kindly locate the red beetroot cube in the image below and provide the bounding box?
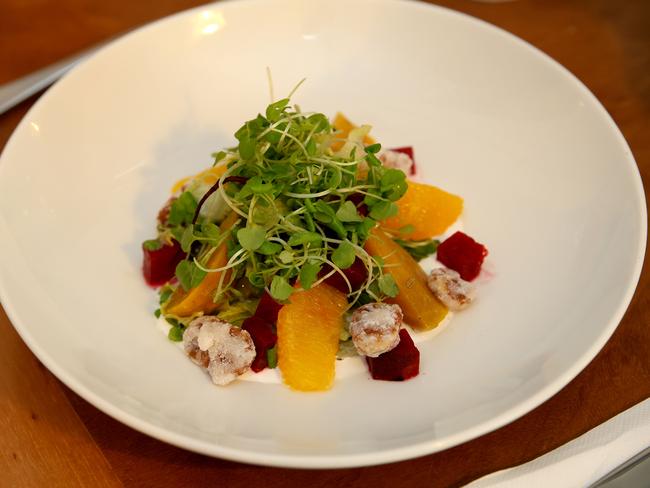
[436,231,488,282]
[255,292,282,325]
[323,258,368,293]
[366,329,420,381]
[250,355,267,373]
[389,146,416,175]
[242,316,277,350]
[242,316,277,373]
[142,240,185,287]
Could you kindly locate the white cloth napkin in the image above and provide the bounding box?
[466,398,650,487]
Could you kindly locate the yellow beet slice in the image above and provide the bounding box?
[171,165,228,194]
[163,212,239,317]
[364,227,447,330]
[382,181,463,240]
[277,284,348,391]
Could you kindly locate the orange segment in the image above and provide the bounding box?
[331,112,376,151]
[382,181,463,240]
[171,165,228,194]
[163,212,239,317]
[364,227,447,330]
[277,284,348,391]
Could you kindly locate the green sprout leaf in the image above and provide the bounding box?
[266,98,290,122]
[180,225,195,253]
[270,275,293,301]
[143,239,162,251]
[299,261,322,290]
[287,231,322,247]
[238,135,255,160]
[241,176,273,197]
[175,260,207,291]
[212,150,227,164]
[306,138,317,156]
[365,143,382,154]
[380,169,408,201]
[331,241,355,270]
[266,346,278,368]
[279,250,293,264]
[159,286,173,305]
[237,226,266,251]
[366,152,382,168]
[336,201,363,223]
[307,113,330,132]
[395,238,440,262]
[369,201,398,220]
[380,168,405,189]
[168,191,197,226]
[257,241,282,256]
[363,188,381,206]
[201,222,221,241]
[378,273,399,298]
[168,325,184,342]
[356,218,376,243]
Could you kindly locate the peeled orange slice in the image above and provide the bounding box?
[277,284,348,391]
[382,181,463,240]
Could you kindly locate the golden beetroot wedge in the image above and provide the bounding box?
[364,227,448,330]
[163,212,239,317]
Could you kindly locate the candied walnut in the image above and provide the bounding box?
[183,316,255,386]
[349,303,403,358]
[378,149,414,175]
[427,267,475,311]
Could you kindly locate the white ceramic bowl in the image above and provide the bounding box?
[0,0,645,468]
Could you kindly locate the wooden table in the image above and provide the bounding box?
[1,1,648,486]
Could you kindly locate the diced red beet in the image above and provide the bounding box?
[323,258,368,293]
[142,240,186,287]
[247,292,282,371]
[250,354,268,373]
[242,316,277,350]
[366,329,420,381]
[242,316,277,373]
[255,291,283,325]
[436,231,488,281]
[389,146,416,175]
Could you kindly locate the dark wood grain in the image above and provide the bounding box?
[0,307,123,488]
[0,1,648,487]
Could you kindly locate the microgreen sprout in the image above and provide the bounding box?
[154,89,410,310]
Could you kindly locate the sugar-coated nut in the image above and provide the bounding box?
[378,149,414,175]
[349,303,403,358]
[183,316,255,386]
[427,268,475,311]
